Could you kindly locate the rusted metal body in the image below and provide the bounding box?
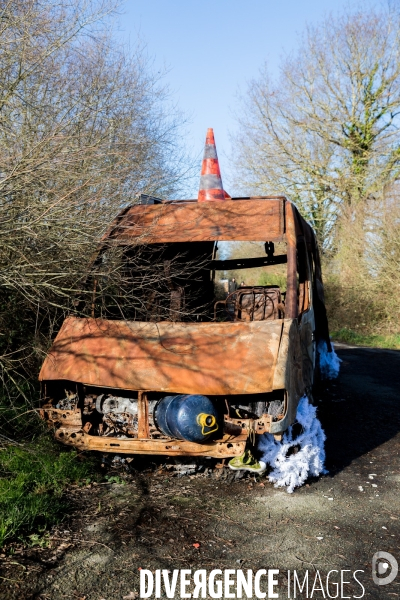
[40,318,284,395]
[39,196,331,457]
[104,198,285,244]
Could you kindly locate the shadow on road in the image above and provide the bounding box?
[316,344,400,474]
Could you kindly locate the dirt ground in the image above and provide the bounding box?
[1,344,400,599]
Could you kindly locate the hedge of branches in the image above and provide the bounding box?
[0,0,191,438]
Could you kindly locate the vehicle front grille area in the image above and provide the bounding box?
[40,381,286,444]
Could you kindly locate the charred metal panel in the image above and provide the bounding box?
[110,198,285,244]
[299,307,316,390]
[39,316,284,395]
[53,428,247,457]
[270,319,304,434]
[39,407,82,430]
[285,201,298,319]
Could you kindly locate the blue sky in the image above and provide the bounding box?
[120,0,375,196]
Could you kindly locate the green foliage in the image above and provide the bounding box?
[332,328,400,350]
[0,381,41,442]
[104,474,125,485]
[258,272,287,291]
[323,273,400,337]
[0,437,92,547]
[27,532,51,548]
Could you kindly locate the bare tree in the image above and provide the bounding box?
[232,5,400,250]
[0,0,191,420]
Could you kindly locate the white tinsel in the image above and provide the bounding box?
[318,340,341,380]
[258,396,326,493]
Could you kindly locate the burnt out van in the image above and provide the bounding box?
[39,193,332,459]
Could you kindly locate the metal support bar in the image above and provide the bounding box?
[137,391,150,439]
[285,201,299,319]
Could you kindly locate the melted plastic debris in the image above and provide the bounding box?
[318,340,341,379]
[258,396,326,493]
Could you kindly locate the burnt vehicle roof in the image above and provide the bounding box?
[102,196,291,244]
[87,196,321,323]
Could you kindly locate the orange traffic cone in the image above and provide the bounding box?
[198,128,231,201]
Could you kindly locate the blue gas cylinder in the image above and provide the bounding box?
[154,394,221,444]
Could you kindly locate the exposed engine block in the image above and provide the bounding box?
[96,394,138,437]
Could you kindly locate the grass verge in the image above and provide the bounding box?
[332,328,400,350]
[0,436,93,548]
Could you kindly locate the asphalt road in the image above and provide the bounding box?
[1,344,400,599]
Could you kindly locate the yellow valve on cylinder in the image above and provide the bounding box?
[196,413,219,436]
